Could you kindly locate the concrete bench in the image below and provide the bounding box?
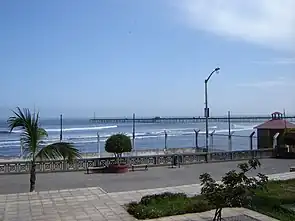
[86,166,105,174]
[290,166,295,172]
[131,164,148,172]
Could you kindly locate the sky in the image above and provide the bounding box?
[0,0,294,118]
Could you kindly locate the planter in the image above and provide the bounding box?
[106,164,129,173]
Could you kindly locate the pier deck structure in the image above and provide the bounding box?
[89,116,295,124]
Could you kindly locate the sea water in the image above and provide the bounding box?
[0,118,260,157]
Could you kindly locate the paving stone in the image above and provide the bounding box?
[1,172,290,221]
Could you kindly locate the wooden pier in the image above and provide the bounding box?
[89,116,295,124]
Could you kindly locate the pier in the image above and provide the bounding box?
[89,115,295,124]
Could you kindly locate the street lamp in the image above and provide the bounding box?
[204,67,220,153]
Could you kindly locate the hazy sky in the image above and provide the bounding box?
[0,0,294,118]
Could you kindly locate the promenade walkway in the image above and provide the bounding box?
[1,171,293,221]
[1,158,295,194]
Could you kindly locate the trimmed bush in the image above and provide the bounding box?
[127,180,295,220]
[105,133,132,158]
[126,192,213,219]
[140,192,187,205]
[283,129,295,145]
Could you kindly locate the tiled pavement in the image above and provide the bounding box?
[2,172,295,221]
[0,187,133,221]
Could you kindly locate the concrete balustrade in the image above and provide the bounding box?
[0,148,274,174]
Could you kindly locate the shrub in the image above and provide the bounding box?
[126,192,213,219]
[127,201,138,215]
[105,133,132,160]
[200,158,268,221]
[140,192,187,205]
[283,129,295,145]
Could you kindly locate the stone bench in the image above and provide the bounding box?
[290,166,295,172]
[130,164,148,172]
[86,166,106,174]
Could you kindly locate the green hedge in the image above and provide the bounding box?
[127,179,295,220]
[127,192,214,219]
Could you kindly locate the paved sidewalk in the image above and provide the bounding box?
[1,158,295,194]
[1,172,294,221]
[0,187,133,221]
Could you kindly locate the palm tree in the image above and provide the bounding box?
[8,107,81,192]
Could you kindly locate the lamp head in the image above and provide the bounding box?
[215,67,220,73]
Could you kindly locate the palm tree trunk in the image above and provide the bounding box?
[116,154,120,165]
[213,208,222,221]
[30,161,36,192]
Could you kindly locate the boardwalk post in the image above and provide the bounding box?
[60,114,63,141]
[132,113,136,155]
[249,131,255,151]
[164,130,167,151]
[194,129,200,151]
[228,111,231,135]
[97,132,100,158]
[228,131,234,152]
[20,139,23,157]
[210,130,215,151]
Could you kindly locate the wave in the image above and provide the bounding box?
[0,126,255,148]
[0,130,10,134]
[233,124,257,129]
[13,125,117,133]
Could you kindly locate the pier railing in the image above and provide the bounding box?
[89,116,295,124]
[0,148,274,174]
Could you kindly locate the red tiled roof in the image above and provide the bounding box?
[254,119,295,129]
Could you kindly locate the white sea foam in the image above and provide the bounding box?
[0,125,256,148]
[13,125,117,133]
[233,124,258,129]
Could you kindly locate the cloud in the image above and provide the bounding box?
[237,77,295,88]
[172,0,295,52]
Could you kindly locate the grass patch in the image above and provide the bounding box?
[127,179,295,220]
[249,179,295,221]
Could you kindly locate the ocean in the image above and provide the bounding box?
[0,117,261,158]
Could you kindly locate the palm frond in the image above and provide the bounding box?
[36,128,48,145]
[7,107,42,157]
[36,142,81,162]
[7,107,29,132]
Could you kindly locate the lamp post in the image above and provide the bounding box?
[205,67,220,153]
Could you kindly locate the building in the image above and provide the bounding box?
[254,112,295,149]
